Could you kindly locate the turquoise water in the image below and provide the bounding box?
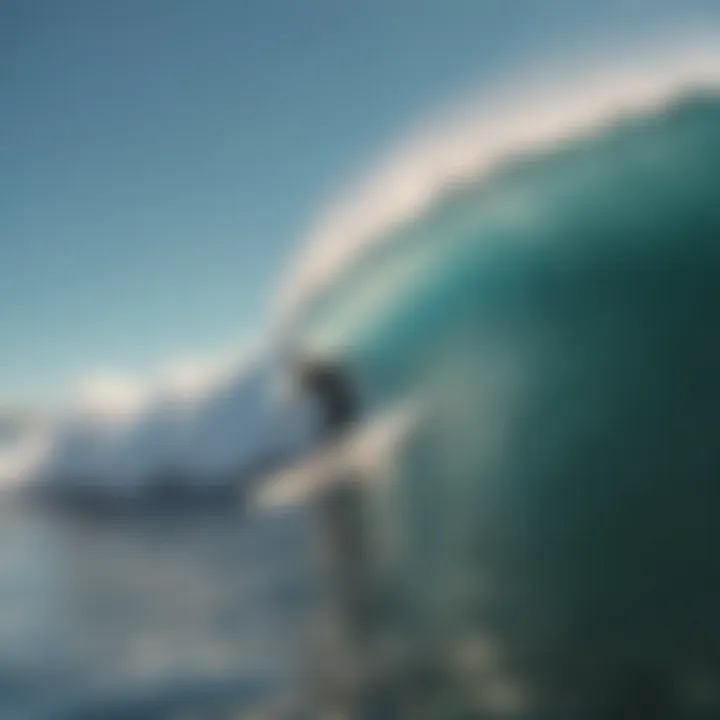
[292,91,720,710]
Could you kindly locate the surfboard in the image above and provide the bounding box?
[253,403,419,512]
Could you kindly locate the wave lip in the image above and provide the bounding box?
[278,38,720,333]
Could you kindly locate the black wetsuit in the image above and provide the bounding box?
[299,361,357,441]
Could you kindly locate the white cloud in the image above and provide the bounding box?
[22,339,314,489]
[67,343,255,423]
[73,372,150,424]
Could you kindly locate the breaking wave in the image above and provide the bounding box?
[281,50,720,692]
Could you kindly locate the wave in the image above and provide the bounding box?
[277,66,720,689]
[283,88,720,407]
[278,39,720,338]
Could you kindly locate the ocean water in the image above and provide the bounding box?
[290,91,720,713]
[0,498,315,718]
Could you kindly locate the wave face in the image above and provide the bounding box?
[293,92,720,698]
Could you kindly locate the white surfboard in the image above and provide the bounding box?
[253,402,419,512]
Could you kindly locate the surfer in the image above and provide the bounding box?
[295,358,385,716]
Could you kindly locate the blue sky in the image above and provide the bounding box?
[2,0,719,408]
